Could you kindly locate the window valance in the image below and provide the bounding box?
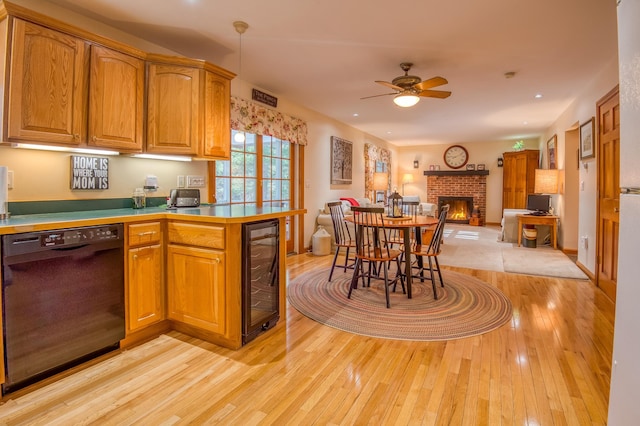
[230,96,308,145]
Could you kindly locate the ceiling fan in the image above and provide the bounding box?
[362,62,451,107]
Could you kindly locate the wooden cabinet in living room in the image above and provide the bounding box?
[146,54,234,158]
[127,222,165,332]
[5,19,88,145]
[502,149,540,210]
[88,45,145,152]
[166,222,227,335]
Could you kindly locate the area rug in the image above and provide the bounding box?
[438,224,588,279]
[287,268,512,341]
[502,247,588,279]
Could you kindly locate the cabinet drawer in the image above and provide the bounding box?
[167,222,225,249]
[128,222,162,246]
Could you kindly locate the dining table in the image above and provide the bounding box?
[345,214,439,299]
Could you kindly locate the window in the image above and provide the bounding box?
[215,131,291,208]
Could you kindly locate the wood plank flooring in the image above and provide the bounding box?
[0,253,614,425]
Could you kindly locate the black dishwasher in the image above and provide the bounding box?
[1,224,125,394]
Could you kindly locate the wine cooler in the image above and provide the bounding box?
[242,219,280,344]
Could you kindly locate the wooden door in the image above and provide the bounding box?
[128,244,164,331]
[89,45,144,152]
[596,86,620,301]
[166,245,226,334]
[146,64,200,155]
[7,19,87,145]
[202,70,231,159]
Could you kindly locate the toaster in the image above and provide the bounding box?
[168,188,200,208]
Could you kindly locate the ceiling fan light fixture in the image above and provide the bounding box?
[393,93,420,107]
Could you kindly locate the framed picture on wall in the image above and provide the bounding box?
[330,136,353,184]
[547,134,557,169]
[580,117,595,160]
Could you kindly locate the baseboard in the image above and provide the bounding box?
[562,248,578,256]
[576,260,595,281]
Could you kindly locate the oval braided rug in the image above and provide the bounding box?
[287,268,512,341]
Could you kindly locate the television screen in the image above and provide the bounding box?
[526,194,550,212]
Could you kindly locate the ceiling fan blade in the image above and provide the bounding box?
[361,92,396,100]
[414,76,448,91]
[418,89,452,99]
[375,80,403,91]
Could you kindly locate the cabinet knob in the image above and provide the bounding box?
[614,207,619,212]
[214,257,221,264]
[74,134,80,140]
[92,135,97,142]
[133,254,138,260]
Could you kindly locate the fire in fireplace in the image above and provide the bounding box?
[438,196,474,223]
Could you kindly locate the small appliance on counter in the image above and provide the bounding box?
[167,189,201,209]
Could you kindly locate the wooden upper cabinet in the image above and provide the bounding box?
[202,71,231,159]
[146,63,201,155]
[6,19,88,145]
[88,45,144,152]
[146,55,234,158]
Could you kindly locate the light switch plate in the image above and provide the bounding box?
[187,175,205,188]
[177,175,185,188]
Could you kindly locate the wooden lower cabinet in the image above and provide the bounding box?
[128,244,164,330]
[166,244,226,334]
[126,222,165,335]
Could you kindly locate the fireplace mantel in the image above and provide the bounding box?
[423,170,490,176]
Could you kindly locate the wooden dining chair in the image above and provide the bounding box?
[327,201,357,282]
[348,206,404,308]
[408,205,449,299]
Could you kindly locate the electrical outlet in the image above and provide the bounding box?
[187,175,205,188]
[7,170,13,189]
[177,175,185,188]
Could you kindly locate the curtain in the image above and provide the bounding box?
[364,143,391,201]
[230,96,308,145]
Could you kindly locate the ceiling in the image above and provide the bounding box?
[46,0,618,147]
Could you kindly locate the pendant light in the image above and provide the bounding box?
[233,20,249,144]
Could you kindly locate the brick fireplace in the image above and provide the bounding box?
[424,170,488,223]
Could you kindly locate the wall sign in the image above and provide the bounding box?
[252,88,278,107]
[70,155,109,190]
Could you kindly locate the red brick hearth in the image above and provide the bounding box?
[425,171,488,222]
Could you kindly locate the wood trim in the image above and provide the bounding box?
[297,144,305,254]
[424,170,489,176]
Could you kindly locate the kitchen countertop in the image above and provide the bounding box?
[0,204,306,235]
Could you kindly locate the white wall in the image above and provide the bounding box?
[541,57,618,271]
[608,0,640,423]
[0,146,207,202]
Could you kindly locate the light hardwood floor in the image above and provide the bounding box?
[0,253,614,425]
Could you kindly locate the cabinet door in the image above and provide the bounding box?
[146,64,200,155]
[167,244,225,334]
[89,45,144,151]
[6,19,87,145]
[128,244,164,331]
[201,70,231,159]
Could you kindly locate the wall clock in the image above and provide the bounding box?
[443,145,469,169]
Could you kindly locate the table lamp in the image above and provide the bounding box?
[372,172,388,203]
[534,169,558,194]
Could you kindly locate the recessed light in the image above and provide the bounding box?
[353,113,359,117]
[534,93,543,99]
[523,121,528,125]
[387,131,392,134]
